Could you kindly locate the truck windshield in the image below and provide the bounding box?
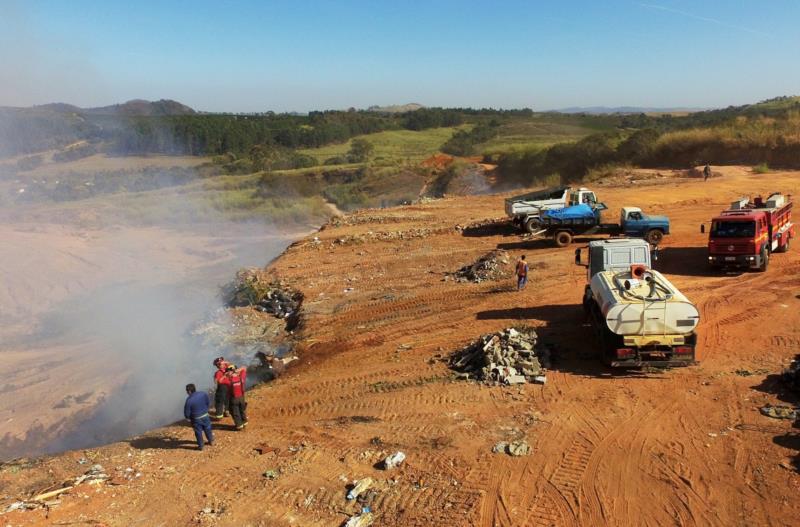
[711,220,755,238]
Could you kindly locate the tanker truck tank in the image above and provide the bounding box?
[586,264,699,366]
[590,267,700,337]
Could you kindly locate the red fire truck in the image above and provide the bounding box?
[707,193,793,271]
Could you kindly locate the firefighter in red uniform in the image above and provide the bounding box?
[226,364,248,430]
[212,357,232,419]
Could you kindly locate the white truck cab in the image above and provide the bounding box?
[576,238,652,280]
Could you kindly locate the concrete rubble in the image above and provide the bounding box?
[493,440,531,456]
[449,327,549,384]
[449,249,510,283]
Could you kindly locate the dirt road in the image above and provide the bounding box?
[2,167,799,526]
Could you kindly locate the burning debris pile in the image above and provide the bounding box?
[782,355,800,392]
[225,269,302,320]
[449,249,510,283]
[449,327,548,384]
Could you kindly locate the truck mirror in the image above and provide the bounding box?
[700,224,705,234]
[651,247,659,263]
[574,248,581,265]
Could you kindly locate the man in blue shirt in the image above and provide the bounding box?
[184,383,214,450]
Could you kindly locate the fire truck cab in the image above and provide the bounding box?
[707,193,793,272]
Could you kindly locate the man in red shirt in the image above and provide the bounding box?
[226,364,248,430]
[516,255,528,291]
[212,357,231,419]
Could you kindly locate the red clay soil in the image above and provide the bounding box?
[2,166,800,526]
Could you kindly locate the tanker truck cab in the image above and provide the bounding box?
[576,239,698,368]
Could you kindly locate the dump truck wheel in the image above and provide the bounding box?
[525,218,540,233]
[554,231,573,247]
[645,229,664,245]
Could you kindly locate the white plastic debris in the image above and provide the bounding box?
[383,451,406,470]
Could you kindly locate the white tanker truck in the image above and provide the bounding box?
[575,239,699,367]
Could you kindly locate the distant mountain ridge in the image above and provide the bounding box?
[31,99,196,116]
[553,106,707,115]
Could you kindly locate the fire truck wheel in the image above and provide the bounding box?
[758,248,769,272]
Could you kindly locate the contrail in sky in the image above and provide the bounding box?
[638,3,772,38]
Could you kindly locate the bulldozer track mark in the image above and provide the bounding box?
[286,367,411,396]
[550,436,594,501]
[718,309,761,327]
[324,288,483,326]
[770,335,800,348]
[525,483,577,527]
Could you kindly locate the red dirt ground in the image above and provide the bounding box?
[2,166,799,526]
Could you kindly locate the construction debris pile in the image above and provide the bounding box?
[781,355,800,392]
[329,226,454,246]
[449,327,548,384]
[225,269,301,320]
[449,249,510,283]
[326,214,406,228]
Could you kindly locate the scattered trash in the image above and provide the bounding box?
[493,440,531,456]
[31,486,73,503]
[759,404,797,420]
[73,464,110,485]
[346,477,373,501]
[735,369,768,377]
[449,327,548,384]
[344,511,374,527]
[383,451,406,470]
[449,249,510,283]
[254,443,280,456]
[262,469,279,480]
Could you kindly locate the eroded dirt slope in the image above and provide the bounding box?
[2,167,800,526]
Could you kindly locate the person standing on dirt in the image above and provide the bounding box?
[516,255,529,291]
[212,357,231,419]
[226,364,248,430]
[184,384,214,450]
[703,163,711,181]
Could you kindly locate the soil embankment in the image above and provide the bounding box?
[3,166,800,526]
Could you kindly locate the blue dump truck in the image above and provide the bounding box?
[526,203,670,247]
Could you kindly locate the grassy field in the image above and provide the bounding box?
[475,114,619,156]
[298,126,466,164]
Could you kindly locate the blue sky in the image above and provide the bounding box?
[1,0,798,112]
